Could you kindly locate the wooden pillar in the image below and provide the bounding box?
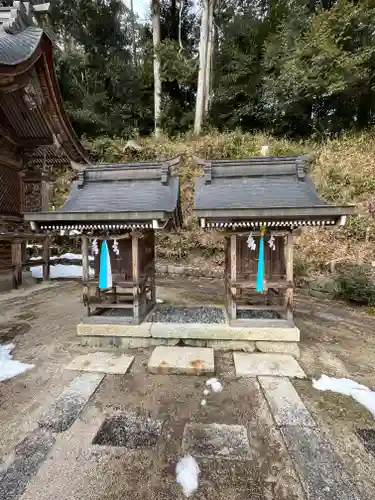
[285,231,294,321]
[132,233,140,323]
[230,233,237,320]
[81,236,89,314]
[150,231,156,305]
[81,236,89,281]
[11,238,22,289]
[224,237,229,312]
[42,236,50,281]
[41,176,50,212]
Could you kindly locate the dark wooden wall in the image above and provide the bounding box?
[0,163,22,275]
[0,241,12,275]
[235,235,286,281]
[92,232,156,282]
[139,231,155,278]
[0,164,21,216]
[93,238,133,280]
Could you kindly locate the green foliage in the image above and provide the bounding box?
[335,264,375,305]
[48,0,375,139]
[263,0,375,136]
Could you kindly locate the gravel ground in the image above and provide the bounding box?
[92,414,163,448]
[237,309,281,320]
[98,308,133,317]
[150,306,226,324]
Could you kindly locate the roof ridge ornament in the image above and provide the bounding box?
[77,170,85,189]
[161,163,169,185]
[296,156,307,180]
[1,1,50,36]
[204,161,212,184]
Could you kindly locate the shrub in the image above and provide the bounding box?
[334,264,375,305]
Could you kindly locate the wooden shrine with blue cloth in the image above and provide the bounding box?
[194,156,355,323]
[25,158,182,325]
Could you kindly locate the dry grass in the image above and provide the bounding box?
[51,130,375,274]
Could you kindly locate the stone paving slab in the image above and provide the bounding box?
[182,423,251,460]
[38,373,104,432]
[234,353,306,378]
[259,377,315,427]
[65,352,134,375]
[281,425,362,500]
[0,428,55,500]
[147,346,215,375]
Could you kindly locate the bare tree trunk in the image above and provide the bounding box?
[130,0,137,67]
[194,0,209,135]
[204,0,215,116]
[152,0,162,137]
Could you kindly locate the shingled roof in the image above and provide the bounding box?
[194,156,355,228]
[25,158,183,231]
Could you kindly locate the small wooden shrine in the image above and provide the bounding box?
[25,158,182,324]
[194,156,355,323]
[0,0,89,288]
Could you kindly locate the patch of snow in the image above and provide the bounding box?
[31,264,95,279]
[200,399,206,406]
[0,343,35,382]
[313,375,375,418]
[176,454,200,497]
[203,388,209,396]
[30,253,94,262]
[156,298,164,304]
[57,252,94,261]
[206,377,223,393]
[26,243,42,249]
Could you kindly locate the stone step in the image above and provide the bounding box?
[148,346,215,375]
[233,353,306,378]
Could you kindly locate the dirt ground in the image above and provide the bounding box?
[1,278,375,499]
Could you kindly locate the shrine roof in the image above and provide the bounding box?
[194,156,355,223]
[0,1,89,168]
[0,25,42,65]
[0,2,47,66]
[24,158,183,229]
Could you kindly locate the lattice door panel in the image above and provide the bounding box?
[0,165,21,215]
[23,180,42,212]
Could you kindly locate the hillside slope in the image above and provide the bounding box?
[50,131,375,278]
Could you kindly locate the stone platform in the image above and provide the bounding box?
[77,305,300,357]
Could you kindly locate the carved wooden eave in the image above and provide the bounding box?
[0,1,89,169]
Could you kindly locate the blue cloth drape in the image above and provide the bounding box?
[99,240,112,289]
[256,233,265,292]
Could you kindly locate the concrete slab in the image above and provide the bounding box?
[233,353,306,378]
[0,428,55,500]
[182,423,251,460]
[65,352,134,375]
[79,336,180,349]
[38,373,104,432]
[77,322,152,337]
[150,322,300,341]
[206,339,256,352]
[256,341,300,358]
[281,425,362,500]
[147,346,214,375]
[259,377,315,427]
